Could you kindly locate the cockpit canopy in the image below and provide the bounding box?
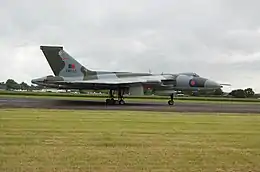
[178,72,200,77]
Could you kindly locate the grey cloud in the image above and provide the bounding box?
[0,0,260,92]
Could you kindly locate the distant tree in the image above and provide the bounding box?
[6,79,20,90]
[0,82,6,90]
[214,88,223,96]
[30,84,36,90]
[244,88,255,97]
[20,82,30,91]
[192,91,200,96]
[185,91,194,96]
[229,89,246,98]
[144,88,153,95]
[79,89,88,94]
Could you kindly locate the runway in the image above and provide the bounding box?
[0,97,260,113]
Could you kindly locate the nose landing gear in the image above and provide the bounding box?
[118,89,125,105]
[168,93,175,105]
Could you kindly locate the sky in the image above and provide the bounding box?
[1,0,260,93]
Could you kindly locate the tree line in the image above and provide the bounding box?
[0,79,43,91]
[228,88,255,98]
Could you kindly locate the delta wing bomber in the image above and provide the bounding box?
[32,46,222,105]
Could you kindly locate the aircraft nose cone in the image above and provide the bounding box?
[204,80,221,89]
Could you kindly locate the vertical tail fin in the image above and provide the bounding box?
[40,46,93,78]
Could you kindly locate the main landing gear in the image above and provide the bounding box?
[168,93,175,105]
[105,89,125,105]
[105,89,175,106]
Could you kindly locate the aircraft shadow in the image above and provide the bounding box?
[49,99,165,107]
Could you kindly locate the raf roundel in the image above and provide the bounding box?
[189,79,196,86]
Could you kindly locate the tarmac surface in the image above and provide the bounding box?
[0,97,260,113]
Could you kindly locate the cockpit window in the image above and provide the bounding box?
[179,72,200,77]
[192,73,200,77]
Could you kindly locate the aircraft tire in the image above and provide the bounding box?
[119,99,125,105]
[106,99,116,105]
[168,100,174,105]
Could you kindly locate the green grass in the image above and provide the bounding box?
[1,109,260,171]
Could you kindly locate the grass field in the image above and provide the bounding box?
[1,109,260,171]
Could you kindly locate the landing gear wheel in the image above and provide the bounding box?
[119,99,125,105]
[168,100,174,105]
[168,93,175,106]
[106,98,115,105]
